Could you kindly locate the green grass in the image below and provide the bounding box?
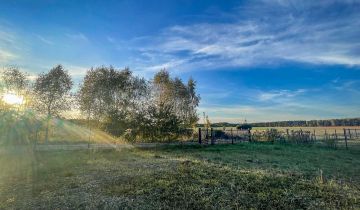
[1,143,359,209]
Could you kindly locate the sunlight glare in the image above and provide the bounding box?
[2,93,25,105]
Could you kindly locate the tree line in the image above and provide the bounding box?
[0,65,200,144]
[250,118,360,127]
[206,118,360,128]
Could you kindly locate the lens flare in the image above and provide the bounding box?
[2,93,25,105]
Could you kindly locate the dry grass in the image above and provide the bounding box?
[252,126,360,135]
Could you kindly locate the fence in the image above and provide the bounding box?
[197,128,251,145]
[196,127,360,149]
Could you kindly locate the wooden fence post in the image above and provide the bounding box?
[248,129,252,142]
[230,128,234,144]
[334,129,338,140]
[210,128,215,145]
[355,129,358,137]
[286,129,289,141]
[343,128,348,150]
[206,128,209,141]
[198,128,202,144]
[313,129,316,141]
[348,129,352,139]
[324,129,327,141]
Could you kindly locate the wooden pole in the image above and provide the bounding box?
[286,129,289,141]
[204,128,208,144]
[334,129,338,140]
[198,128,202,144]
[325,129,327,141]
[348,129,352,139]
[248,129,252,142]
[210,128,215,145]
[231,128,234,144]
[343,128,348,150]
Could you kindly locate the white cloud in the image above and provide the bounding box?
[135,0,360,71]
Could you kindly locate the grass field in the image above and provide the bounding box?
[1,143,359,209]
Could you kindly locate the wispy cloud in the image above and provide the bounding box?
[0,24,20,64]
[106,36,115,43]
[135,0,360,71]
[258,89,306,102]
[65,32,88,42]
[0,49,17,63]
[36,34,54,45]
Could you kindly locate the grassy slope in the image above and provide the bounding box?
[40,119,121,144]
[0,143,359,209]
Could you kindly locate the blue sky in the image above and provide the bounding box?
[1,0,360,122]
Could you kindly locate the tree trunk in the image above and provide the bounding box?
[45,115,50,143]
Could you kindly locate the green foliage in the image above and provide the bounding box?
[78,66,149,138]
[252,129,285,142]
[152,69,200,129]
[213,129,226,138]
[33,65,73,117]
[33,65,73,142]
[1,66,29,92]
[0,66,30,110]
[236,123,252,130]
[0,109,43,146]
[78,68,200,142]
[102,109,128,137]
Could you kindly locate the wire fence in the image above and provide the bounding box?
[196,127,360,150]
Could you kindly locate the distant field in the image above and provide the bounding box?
[1,143,359,209]
[252,126,360,135]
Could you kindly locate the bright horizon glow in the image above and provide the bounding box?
[2,93,25,106]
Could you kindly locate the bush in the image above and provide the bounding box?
[236,124,252,130]
[0,110,43,146]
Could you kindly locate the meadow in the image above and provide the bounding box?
[1,142,359,209]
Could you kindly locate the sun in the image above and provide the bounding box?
[2,93,25,106]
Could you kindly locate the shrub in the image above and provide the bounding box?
[236,124,252,130]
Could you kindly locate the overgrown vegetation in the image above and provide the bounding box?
[0,66,200,144]
[1,143,359,209]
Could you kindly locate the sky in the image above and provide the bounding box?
[0,0,360,123]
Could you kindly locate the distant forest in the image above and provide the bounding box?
[204,118,360,128]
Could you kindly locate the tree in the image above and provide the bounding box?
[78,66,148,137]
[0,66,41,146]
[0,66,30,110]
[1,66,29,93]
[78,67,200,142]
[146,69,200,141]
[33,65,73,142]
[186,77,200,127]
